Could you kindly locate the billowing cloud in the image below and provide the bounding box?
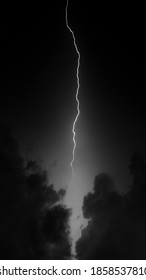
[76,153,146,259]
[0,123,71,259]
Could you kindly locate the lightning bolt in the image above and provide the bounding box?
[65,0,80,177]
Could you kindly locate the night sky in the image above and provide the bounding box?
[1,1,146,254]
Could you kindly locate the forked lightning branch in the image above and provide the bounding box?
[65,0,80,177]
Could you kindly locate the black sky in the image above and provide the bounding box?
[68,1,146,191]
[0,0,146,246]
[0,1,76,184]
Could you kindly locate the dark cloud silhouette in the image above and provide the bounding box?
[0,123,71,259]
[76,153,146,259]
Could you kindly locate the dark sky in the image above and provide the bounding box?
[0,1,146,245]
[0,0,75,184]
[68,1,146,189]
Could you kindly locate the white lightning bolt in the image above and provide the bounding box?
[65,0,80,177]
